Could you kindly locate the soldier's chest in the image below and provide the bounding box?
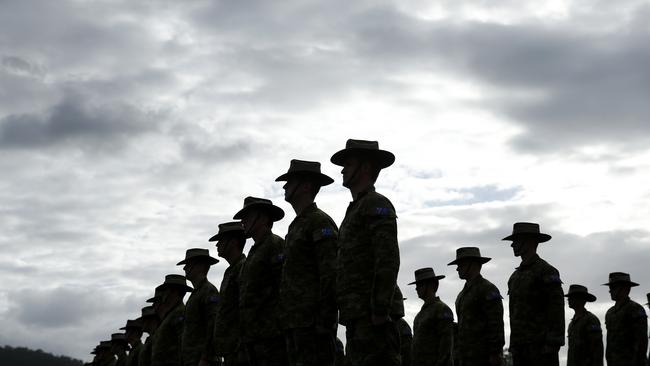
[339,206,365,248]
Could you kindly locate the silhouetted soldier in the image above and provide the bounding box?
[334,337,345,366]
[604,272,647,366]
[151,274,193,366]
[275,159,338,366]
[96,341,115,366]
[121,319,144,366]
[503,222,564,366]
[565,284,603,366]
[448,247,504,366]
[397,317,413,366]
[409,267,453,366]
[330,139,401,365]
[210,221,249,366]
[233,197,287,365]
[139,306,159,366]
[177,249,220,366]
[111,333,129,366]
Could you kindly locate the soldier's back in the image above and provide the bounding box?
[567,310,602,366]
[412,298,453,366]
[182,278,219,365]
[152,304,185,366]
[214,254,246,357]
[138,336,153,366]
[606,298,647,366]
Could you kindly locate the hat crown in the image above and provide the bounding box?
[288,159,322,174]
[412,267,443,282]
[567,284,589,294]
[455,247,482,259]
[608,272,632,282]
[345,139,380,150]
[141,306,156,317]
[184,248,209,258]
[163,274,189,287]
[512,222,541,234]
[218,221,244,234]
[111,333,126,341]
[243,196,271,207]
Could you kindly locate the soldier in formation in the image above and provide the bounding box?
[565,284,602,366]
[111,333,129,366]
[409,267,453,366]
[139,306,159,366]
[604,272,647,366]
[210,221,248,366]
[331,139,401,365]
[504,222,564,366]
[177,249,220,366]
[89,139,650,366]
[448,247,504,366]
[234,196,288,365]
[276,159,338,365]
[121,319,143,366]
[151,274,192,366]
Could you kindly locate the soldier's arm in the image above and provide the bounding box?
[202,287,220,362]
[630,305,648,365]
[434,307,454,366]
[364,200,399,318]
[313,218,338,331]
[484,285,505,353]
[540,269,565,347]
[586,317,603,366]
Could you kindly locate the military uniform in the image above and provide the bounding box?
[455,275,504,365]
[507,254,564,365]
[280,202,338,366]
[214,254,246,365]
[567,311,603,366]
[125,341,143,366]
[239,232,286,365]
[334,338,345,366]
[336,186,400,365]
[397,318,412,366]
[182,277,219,366]
[412,297,454,366]
[605,298,647,366]
[152,303,185,366]
[139,336,154,366]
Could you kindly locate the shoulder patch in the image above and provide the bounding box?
[486,290,503,301]
[633,308,648,319]
[364,205,397,218]
[402,326,412,337]
[313,227,337,242]
[440,310,453,320]
[208,295,220,303]
[543,274,562,284]
[271,253,284,264]
[588,323,602,332]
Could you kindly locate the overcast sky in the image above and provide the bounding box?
[2,0,650,363]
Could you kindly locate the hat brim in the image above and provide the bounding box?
[275,171,334,186]
[565,293,597,302]
[447,256,491,266]
[146,296,160,303]
[330,148,395,168]
[233,203,284,222]
[407,274,445,285]
[602,280,640,287]
[176,256,219,266]
[502,233,552,243]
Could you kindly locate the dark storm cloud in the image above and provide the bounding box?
[0,94,158,150]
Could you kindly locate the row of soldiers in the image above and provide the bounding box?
[85,139,648,366]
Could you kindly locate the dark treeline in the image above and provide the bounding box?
[0,345,83,366]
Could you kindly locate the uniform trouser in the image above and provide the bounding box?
[511,344,559,366]
[344,317,400,366]
[244,336,288,366]
[285,326,336,366]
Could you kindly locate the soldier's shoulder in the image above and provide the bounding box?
[584,311,602,332]
[435,299,454,320]
[478,277,503,300]
[626,300,647,319]
[359,191,397,218]
[534,257,562,284]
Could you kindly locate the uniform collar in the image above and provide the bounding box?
[354,185,376,202]
[297,202,318,218]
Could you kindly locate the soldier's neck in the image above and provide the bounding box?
[225,251,243,266]
[615,296,630,306]
[252,227,271,243]
[350,180,374,200]
[573,307,586,317]
[190,274,207,287]
[291,197,314,216]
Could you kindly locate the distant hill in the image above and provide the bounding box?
[0,345,83,366]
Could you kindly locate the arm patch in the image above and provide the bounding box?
[208,295,220,304]
[543,274,562,284]
[312,227,337,241]
[486,290,503,301]
[365,206,397,218]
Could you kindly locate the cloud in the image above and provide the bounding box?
[0,94,159,150]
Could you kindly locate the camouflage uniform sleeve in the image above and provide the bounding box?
[483,283,505,353]
[434,305,454,366]
[630,304,648,366]
[312,216,338,330]
[586,315,603,366]
[363,197,399,317]
[202,285,220,361]
[540,267,565,347]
